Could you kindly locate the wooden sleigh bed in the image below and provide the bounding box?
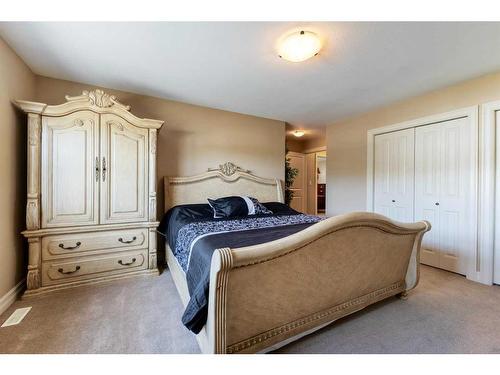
[163,162,430,354]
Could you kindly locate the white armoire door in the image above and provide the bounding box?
[41,111,100,227]
[373,128,415,222]
[100,114,149,224]
[415,118,476,275]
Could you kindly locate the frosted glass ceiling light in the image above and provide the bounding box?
[278,30,322,63]
[293,130,305,137]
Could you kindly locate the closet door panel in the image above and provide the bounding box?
[415,117,475,275]
[374,136,392,217]
[373,128,414,222]
[391,132,414,221]
[438,118,472,275]
[41,111,99,227]
[100,114,148,224]
[415,124,441,268]
[419,208,441,266]
[439,209,461,272]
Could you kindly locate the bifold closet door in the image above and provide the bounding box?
[415,118,476,275]
[373,128,415,222]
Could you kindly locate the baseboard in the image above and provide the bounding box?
[0,279,26,316]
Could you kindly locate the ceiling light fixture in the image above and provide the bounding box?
[278,30,322,63]
[293,130,305,137]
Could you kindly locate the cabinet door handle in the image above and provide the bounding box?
[102,157,107,182]
[435,202,440,206]
[391,199,396,203]
[58,265,81,274]
[118,258,136,266]
[58,241,81,250]
[95,157,100,182]
[118,236,137,244]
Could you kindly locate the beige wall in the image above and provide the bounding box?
[286,139,306,153]
[326,71,500,216]
[302,136,326,152]
[286,136,326,153]
[0,38,36,298]
[35,76,286,216]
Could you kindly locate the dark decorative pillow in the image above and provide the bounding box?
[207,196,273,218]
[248,197,273,215]
[207,196,248,218]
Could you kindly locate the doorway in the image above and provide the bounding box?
[286,149,327,215]
[305,150,327,215]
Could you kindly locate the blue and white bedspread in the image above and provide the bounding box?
[173,214,322,272]
[175,213,322,334]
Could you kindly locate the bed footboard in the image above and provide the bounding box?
[204,212,430,354]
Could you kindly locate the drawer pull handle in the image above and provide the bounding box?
[118,236,137,244]
[118,258,137,266]
[58,266,81,275]
[58,241,81,250]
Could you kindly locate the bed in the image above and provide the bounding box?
[161,162,430,354]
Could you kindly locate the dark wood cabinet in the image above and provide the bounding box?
[317,183,326,212]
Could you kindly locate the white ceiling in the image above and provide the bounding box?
[2,22,500,128]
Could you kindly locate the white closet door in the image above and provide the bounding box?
[41,111,100,227]
[373,128,415,222]
[415,118,476,275]
[414,124,442,268]
[100,114,149,224]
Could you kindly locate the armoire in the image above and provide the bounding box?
[367,106,488,284]
[15,89,164,296]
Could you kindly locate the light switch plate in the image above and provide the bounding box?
[1,307,32,327]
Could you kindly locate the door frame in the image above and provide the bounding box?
[304,147,327,215]
[365,105,491,285]
[305,152,317,215]
[315,152,327,214]
[483,100,500,285]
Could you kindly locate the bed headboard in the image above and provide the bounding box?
[164,162,284,211]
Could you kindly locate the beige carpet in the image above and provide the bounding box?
[0,265,499,354]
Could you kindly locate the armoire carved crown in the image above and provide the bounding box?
[65,89,131,111]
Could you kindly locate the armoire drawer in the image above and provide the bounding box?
[42,228,148,260]
[41,249,148,286]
